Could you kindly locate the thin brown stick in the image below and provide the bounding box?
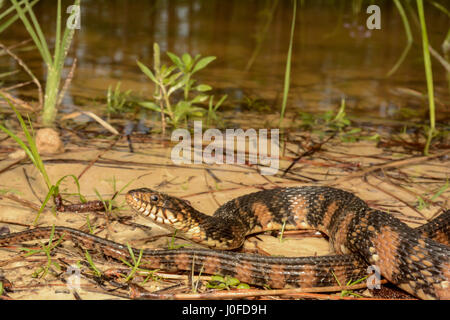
[131,280,389,300]
[57,58,77,107]
[331,150,450,185]
[0,39,32,55]
[77,135,122,180]
[0,157,26,176]
[3,80,33,91]
[0,42,43,110]
[0,90,34,111]
[382,170,448,210]
[429,45,450,72]
[364,173,427,219]
[0,193,42,212]
[282,133,337,177]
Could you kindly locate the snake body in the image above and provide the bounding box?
[0,186,449,299]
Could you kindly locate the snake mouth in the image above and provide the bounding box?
[126,188,179,226]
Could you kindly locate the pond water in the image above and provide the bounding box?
[1,0,449,126]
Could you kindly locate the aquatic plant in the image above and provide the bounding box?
[137,43,226,133]
[298,98,379,143]
[106,82,134,119]
[10,0,79,127]
[206,94,227,128]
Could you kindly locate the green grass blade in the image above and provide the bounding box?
[55,174,86,203]
[22,0,52,64]
[10,0,52,64]
[387,0,413,77]
[0,0,39,34]
[279,0,297,127]
[55,0,78,71]
[0,93,52,188]
[53,0,62,65]
[417,0,436,155]
[0,123,36,165]
[429,0,450,17]
[33,185,58,225]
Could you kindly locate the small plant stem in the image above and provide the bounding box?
[42,66,61,126]
[387,0,412,77]
[159,83,173,119]
[279,0,296,127]
[416,0,436,155]
[183,74,191,100]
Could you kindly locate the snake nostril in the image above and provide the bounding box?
[150,194,159,202]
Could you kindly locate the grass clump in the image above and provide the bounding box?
[298,98,379,143]
[106,82,135,119]
[20,225,65,278]
[0,94,94,224]
[10,0,79,127]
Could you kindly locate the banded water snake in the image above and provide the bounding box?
[0,186,449,299]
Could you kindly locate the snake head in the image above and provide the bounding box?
[126,188,192,226]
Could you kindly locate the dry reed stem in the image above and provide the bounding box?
[0,42,43,110]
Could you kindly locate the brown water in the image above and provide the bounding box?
[1,0,449,125]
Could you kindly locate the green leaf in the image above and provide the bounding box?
[167,76,189,96]
[211,275,224,282]
[161,65,177,78]
[191,94,209,104]
[226,277,240,287]
[153,42,160,73]
[137,60,157,84]
[139,101,166,113]
[196,84,212,92]
[192,54,201,63]
[166,52,183,70]
[182,53,193,69]
[216,94,227,109]
[192,56,216,74]
[174,100,192,113]
[164,71,183,87]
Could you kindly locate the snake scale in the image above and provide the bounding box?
[0,186,449,299]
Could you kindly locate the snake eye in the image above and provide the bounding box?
[150,194,159,202]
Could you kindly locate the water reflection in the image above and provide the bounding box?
[1,0,449,122]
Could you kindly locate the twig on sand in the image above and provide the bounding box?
[331,150,450,186]
[130,280,390,300]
